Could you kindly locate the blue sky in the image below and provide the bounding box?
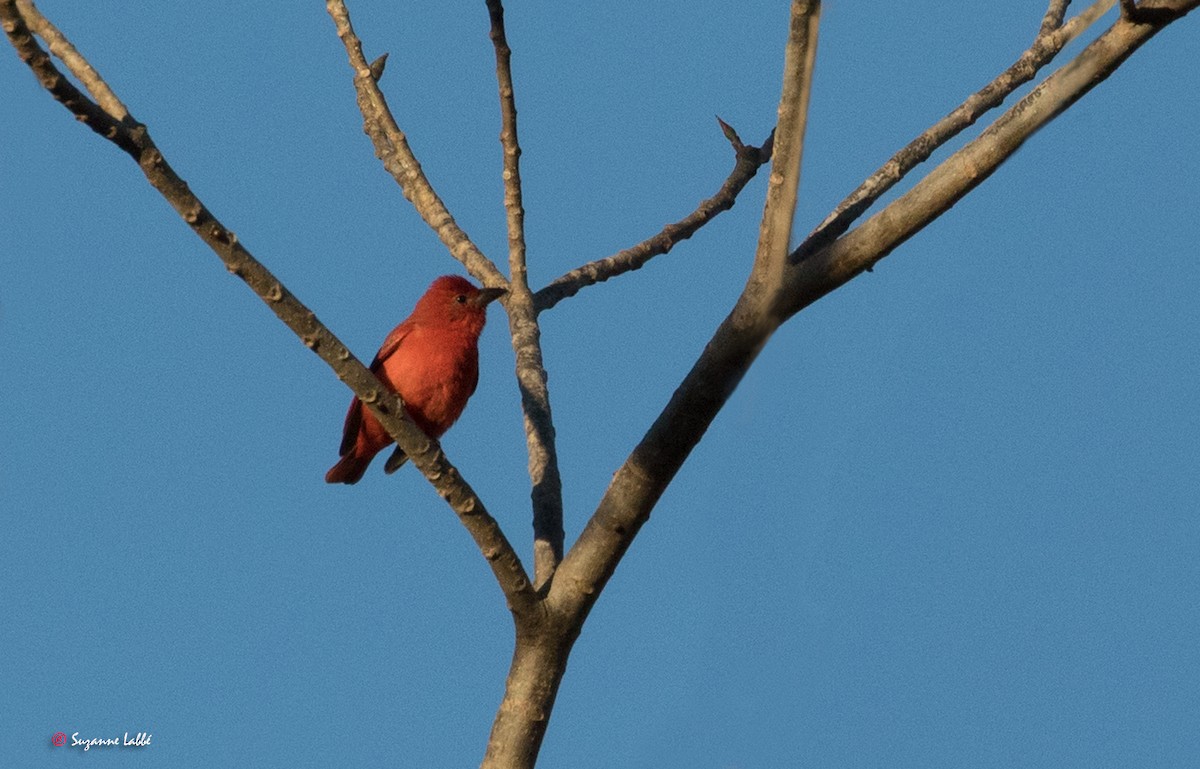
[2,2,1198,767]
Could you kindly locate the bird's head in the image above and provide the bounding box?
[415,275,506,335]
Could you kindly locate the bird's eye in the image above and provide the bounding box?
[455,294,468,304]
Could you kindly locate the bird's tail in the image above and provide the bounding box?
[325,453,371,485]
[383,446,409,474]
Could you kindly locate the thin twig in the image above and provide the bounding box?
[533,125,774,313]
[2,0,538,614]
[797,0,1116,261]
[486,0,565,589]
[325,0,507,289]
[488,0,527,282]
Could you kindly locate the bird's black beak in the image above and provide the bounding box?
[474,287,507,307]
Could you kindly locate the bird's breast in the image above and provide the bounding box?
[376,328,480,437]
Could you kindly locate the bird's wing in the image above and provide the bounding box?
[370,321,413,371]
[337,323,413,458]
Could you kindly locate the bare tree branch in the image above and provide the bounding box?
[486,0,564,589]
[1040,0,1073,36]
[550,0,823,618]
[325,0,507,289]
[798,0,1116,260]
[488,0,527,287]
[14,0,127,119]
[2,1,137,155]
[1,0,538,615]
[532,123,774,313]
[784,0,1199,316]
[750,0,821,307]
[1120,0,1189,21]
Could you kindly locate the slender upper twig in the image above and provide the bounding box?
[324,0,507,290]
[797,0,1117,260]
[2,0,537,614]
[749,0,821,309]
[486,0,565,589]
[533,124,774,313]
[488,0,527,283]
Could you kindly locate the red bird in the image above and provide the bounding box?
[325,275,505,484]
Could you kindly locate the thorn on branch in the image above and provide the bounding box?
[716,115,744,150]
[717,117,777,166]
[369,52,388,81]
